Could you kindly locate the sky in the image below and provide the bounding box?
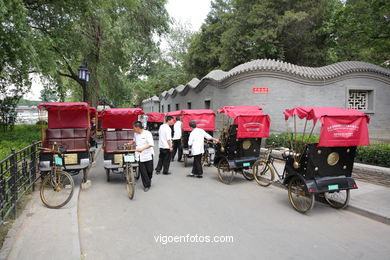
[24,0,212,101]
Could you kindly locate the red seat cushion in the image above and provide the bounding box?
[104,130,134,153]
[42,128,88,152]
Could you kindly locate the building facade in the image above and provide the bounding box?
[142,59,390,141]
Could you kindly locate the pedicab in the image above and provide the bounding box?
[214,106,270,184]
[38,102,92,183]
[101,108,144,199]
[168,110,216,167]
[146,112,164,139]
[254,107,370,213]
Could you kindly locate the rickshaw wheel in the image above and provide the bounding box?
[126,166,134,200]
[253,160,274,187]
[324,189,350,209]
[134,166,140,180]
[184,156,188,167]
[241,169,254,181]
[106,169,110,182]
[288,176,314,213]
[40,170,74,209]
[217,157,234,184]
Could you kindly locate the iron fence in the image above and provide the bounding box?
[0,141,41,224]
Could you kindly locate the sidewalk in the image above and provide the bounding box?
[272,161,390,224]
[0,175,82,260]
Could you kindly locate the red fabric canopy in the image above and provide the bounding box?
[165,110,182,117]
[89,107,97,118]
[237,115,270,138]
[101,108,144,129]
[218,106,264,118]
[147,112,164,123]
[38,102,90,128]
[181,110,215,131]
[284,107,370,147]
[38,102,89,110]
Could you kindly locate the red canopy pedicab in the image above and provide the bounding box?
[167,110,216,167]
[215,106,270,184]
[146,112,164,139]
[254,107,370,213]
[38,102,92,183]
[101,108,144,199]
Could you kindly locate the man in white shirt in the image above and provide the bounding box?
[187,120,220,178]
[172,116,183,162]
[129,121,154,192]
[156,116,175,174]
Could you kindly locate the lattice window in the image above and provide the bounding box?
[348,90,368,111]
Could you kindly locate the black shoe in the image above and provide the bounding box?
[163,172,172,175]
[178,160,183,162]
[196,175,203,178]
[144,187,150,192]
[155,170,161,175]
[187,174,195,177]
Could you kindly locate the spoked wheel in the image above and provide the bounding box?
[253,160,274,187]
[106,169,110,182]
[217,157,234,184]
[184,155,188,167]
[126,166,134,200]
[324,189,350,209]
[201,152,210,167]
[288,176,314,213]
[242,169,254,181]
[40,170,74,209]
[134,166,140,180]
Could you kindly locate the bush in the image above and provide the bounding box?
[0,125,41,161]
[266,133,390,168]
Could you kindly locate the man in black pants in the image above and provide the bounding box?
[155,116,174,174]
[172,116,183,162]
[187,121,220,178]
[130,121,154,192]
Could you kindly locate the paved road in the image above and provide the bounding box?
[79,144,390,260]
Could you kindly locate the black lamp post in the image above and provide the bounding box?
[78,62,90,102]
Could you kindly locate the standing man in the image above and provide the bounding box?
[156,116,175,175]
[187,121,220,178]
[130,121,154,192]
[172,116,183,162]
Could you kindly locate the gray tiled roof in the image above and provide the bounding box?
[148,59,390,101]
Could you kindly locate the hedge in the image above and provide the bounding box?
[266,133,390,168]
[0,125,41,161]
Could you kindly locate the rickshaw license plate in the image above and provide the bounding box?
[123,155,135,163]
[328,184,339,191]
[54,156,63,166]
[243,162,250,167]
[114,154,123,164]
[64,153,78,165]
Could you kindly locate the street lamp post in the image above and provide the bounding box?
[78,63,90,102]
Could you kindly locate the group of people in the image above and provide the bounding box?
[128,116,219,192]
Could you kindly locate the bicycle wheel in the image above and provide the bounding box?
[40,170,74,209]
[126,166,134,200]
[288,176,314,213]
[242,169,254,181]
[253,160,274,187]
[217,157,234,184]
[324,189,350,209]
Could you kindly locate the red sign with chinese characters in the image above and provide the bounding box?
[252,87,269,94]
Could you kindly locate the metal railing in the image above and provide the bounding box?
[0,141,41,224]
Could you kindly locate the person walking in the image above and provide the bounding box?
[172,116,183,162]
[187,120,220,178]
[130,121,154,192]
[155,116,175,175]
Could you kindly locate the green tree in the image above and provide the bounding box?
[329,0,390,66]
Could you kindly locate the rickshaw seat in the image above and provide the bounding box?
[103,130,135,153]
[42,128,89,153]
